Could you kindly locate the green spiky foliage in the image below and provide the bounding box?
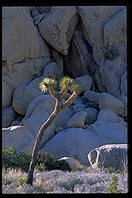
[59,76,80,93]
[40,78,58,92]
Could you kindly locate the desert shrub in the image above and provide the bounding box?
[36,152,71,172]
[107,175,122,193]
[2,146,71,172]
[2,168,128,193]
[17,152,32,172]
[2,146,18,169]
[101,167,121,174]
[17,176,27,186]
[35,162,46,171]
[2,146,31,172]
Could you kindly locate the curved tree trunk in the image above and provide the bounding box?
[27,99,61,185]
[26,87,78,186]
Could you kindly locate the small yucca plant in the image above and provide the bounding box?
[107,175,122,193]
[17,176,26,187]
[103,45,120,60]
[27,76,80,186]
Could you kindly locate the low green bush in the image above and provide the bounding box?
[101,165,128,175]
[2,146,18,169]
[17,151,32,172]
[36,152,71,171]
[101,167,121,174]
[2,146,71,172]
[2,146,31,172]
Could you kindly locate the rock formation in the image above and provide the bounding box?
[2,6,127,168]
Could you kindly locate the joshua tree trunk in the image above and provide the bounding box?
[27,99,61,185]
[26,77,79,186]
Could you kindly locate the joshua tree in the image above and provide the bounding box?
[27,76,80,185]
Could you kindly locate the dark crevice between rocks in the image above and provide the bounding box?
[63,18,99,91]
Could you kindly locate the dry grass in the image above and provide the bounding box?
[2,168,128,194]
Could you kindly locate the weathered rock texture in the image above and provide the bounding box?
[99,93,125,115]
[35,6,51,14]
[2,7,50,65]
[42,62,63,81]
[95,45,127,97]
[40,128,103,165]
[78,6,124,65]
[40,126,127,166]
[12,77,44,115]
[93,7,127,97]
[2,126,35,153]
[87,120,127,144]
[104,7,127,48]
[67,111,87,128]
[88,144,127,170]
[2,7,51,108]
[97,109,119,122]
[38,6,79,55]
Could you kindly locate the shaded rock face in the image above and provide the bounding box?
[84,90,100,104]
[2,6,127,166]
[120,69,127,96]
[97,109,120,122]
[35,6,51,14]
[63,22,98,79]
[2,106,16,128]
[42,62,63,81]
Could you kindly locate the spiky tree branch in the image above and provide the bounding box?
[62,91,78,109]
[49,87,59,100]
[59,86,68,99]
